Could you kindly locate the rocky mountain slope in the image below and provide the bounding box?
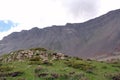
[1,9,120,58]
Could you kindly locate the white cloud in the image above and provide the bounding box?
[60,0,100,20]
[0,0,69,40]
[98,0,120,15]
[0,0,120,40]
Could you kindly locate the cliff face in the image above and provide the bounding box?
[1,9,120,58]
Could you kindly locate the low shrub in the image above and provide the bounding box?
[59,73,85,80]
[0,77,6,80]
[34,66,44,73]
[112,64,120,68]
[37,73,48,77]
[74,57,83,60]
[87,59,92,61]
[29,57,40,61]
[0,71,24,77]
[0,63,2,66]
[112,73,120,80]
[65,60,95,71]
[28,61,42,65]
[51,73,59,78]
[59,74,69,79]
[10,71,24,77]
[30,48,47,51]
[102,66,108,69]
[45,77,54,80]
[42,60,53,66]
[17,78,26,80]
[0,66,13,72]
[72,73,86,80]
[104,72,120,80]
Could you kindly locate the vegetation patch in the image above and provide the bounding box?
[65,59,95,72]
[0,48,119,80]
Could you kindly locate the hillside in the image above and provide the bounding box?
[1,9,120,58]
[0,48,120,80]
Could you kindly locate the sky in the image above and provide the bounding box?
[0,0,120,40]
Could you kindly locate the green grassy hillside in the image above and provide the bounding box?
[0,48,120,80]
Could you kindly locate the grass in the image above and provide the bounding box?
[0,59,119,80]
[0,48,120,80]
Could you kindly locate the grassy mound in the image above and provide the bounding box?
[0,48,119,80]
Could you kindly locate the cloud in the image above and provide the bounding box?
[0,0,69,26]
[60,0,100,20]
[0,0,69,40]
[99,0,120,15]
[0,0,120,40]
[0,0,100,28]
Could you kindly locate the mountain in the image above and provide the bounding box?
[1,9,120,58]
[0,48,119,80]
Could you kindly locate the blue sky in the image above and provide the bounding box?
[0,20,18,32]
[0,0,120,40]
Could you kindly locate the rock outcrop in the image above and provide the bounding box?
[0,48,68,63]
